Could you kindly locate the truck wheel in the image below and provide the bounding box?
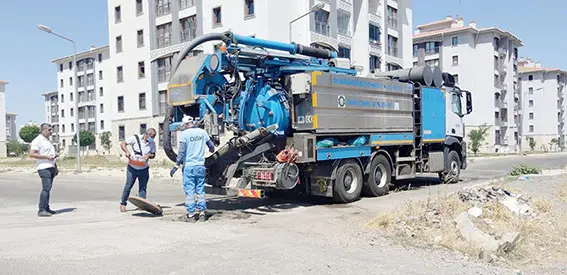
[363,155,391,197]
[441,151,461,183]
[333,160,363,203]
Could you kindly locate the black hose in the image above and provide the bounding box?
[163,32,231,163]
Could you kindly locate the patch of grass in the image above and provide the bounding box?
[509,164,542,176]
[366,188,567,268]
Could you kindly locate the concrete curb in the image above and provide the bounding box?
[469,151,567,162]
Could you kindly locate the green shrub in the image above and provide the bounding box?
[509,164,542,176]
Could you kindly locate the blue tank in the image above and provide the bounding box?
[237,78,291,136]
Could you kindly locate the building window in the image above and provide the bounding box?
[528,74,533,81]
[159,90,167,115]
[245,0,254,17]
[61,94,64,103]
[70,93,73,101]
[314,10,329,36]
[98,53,102,62]
[59,64,63,72]
[529,99,534,107]
[156,23,172,48]
[453,74,459,83]
[140,123,147,135]
[424,41,440,55]
[180,0,195,10]
[117,66,123,82]
[100,120,105,131]
[337,11,350,36]
[62,125,66,133]
[119,126,125,141]
[69,61,72,70]
[115,6,121,23]
[157,57,172,83]
[69,77,73,86]
[138,61,145,78]
[452,36,458,46]
[386,6,397,28]
[70,108,74,117]
[61,110,65,118]
[137,30,144,47]
[452,55,459,65]
[71,123,75,132]
[369,24,380,43]
[87,73,94,86]
[116,36,122,53]
[387,35,398,57]
[99,87,104,97]
[529,112,533,119]
[139,93,146,110]
[99,70,103,80]
[338,47,351,59]
[369,55,381,73]
[118,96,124,112]
[156,0,171,16]
[213,6,222,26]
[60,79,64,88]
[100,104,104,114]
[528,87,533,94]
[529,125,534,132]
[180,15,197,42]
[136,0,143,15]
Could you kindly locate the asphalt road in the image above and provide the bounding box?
[0,152,565,275]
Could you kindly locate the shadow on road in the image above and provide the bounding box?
[53,208,77,214]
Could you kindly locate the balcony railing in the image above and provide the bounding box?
[315,22,330,36]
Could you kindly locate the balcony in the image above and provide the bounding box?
[314,22,330,36]
[498,46,507,56]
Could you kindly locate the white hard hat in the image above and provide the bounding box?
[182,115,194,124]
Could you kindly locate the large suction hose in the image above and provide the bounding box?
[163,32,231,162]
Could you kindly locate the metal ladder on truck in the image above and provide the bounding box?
[395,86,423,180]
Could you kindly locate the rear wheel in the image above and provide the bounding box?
[362,155,391,197]
[333,160,363,203]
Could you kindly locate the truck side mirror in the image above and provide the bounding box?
[465,90,473,115]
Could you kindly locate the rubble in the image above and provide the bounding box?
[457,186,534,217]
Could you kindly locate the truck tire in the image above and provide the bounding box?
[441,150,461,183]
[333,160,363,203]
[362,155,391,197]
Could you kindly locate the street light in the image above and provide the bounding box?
[38,24,81,172]
[289,3,325,42]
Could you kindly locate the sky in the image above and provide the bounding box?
[1,0,566,130]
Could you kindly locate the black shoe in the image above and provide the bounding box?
[183,213,199,223]
[197,212,207,222]
[38,210,52,217]
[46,208,57,214]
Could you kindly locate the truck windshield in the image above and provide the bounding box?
[451,93,462,115]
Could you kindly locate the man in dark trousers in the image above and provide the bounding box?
[119,128,157,212]
[29,123,58,217]
[170,116,215,222]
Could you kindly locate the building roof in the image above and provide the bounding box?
[413,19,523,46]
[6,113,17,116]
[518,66,565,74]
[0,80,8,84]
[50,45,109,63]
[41,91,58,97]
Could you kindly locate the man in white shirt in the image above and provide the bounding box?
[29,123,58,217]
[119,128,157,212]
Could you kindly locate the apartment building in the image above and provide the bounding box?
[517,58,566,151]
[412,16,522,153]
[42,91,61,150]
[6,113,17,141]
[106,0,413,158]
[0,81,7,157]
[50,46,112,154]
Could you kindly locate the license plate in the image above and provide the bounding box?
[256,171,273,181]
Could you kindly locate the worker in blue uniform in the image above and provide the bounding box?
[170,116,215,222]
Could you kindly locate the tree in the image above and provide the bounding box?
[529,137,536,151]
[19,125,40,143]
[72,131,96,153]
[467,124,490,156]
[550,138,560,151]
[100,131,112,152]
[6,141,24,156]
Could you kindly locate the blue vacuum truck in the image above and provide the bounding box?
[162,31,472,203]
